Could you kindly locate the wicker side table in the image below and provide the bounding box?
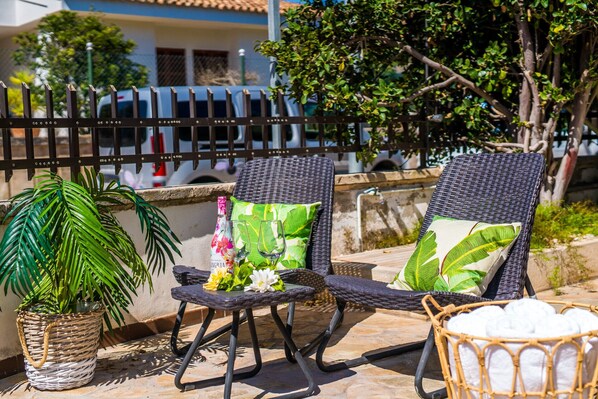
[170,283,318,399]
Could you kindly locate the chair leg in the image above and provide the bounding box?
[284,301,343,364]
[174,309,262,394]
[414,328,447,399]
[284,302,297,363]
[271,305,318,399]
[170,301,248,357]
[525,275,537,299]
[316,300,426,372]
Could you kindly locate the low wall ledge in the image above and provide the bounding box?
[0,167,443,217]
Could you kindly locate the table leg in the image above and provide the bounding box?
[271,305,318,399]
[175,307,215,391]
[223,311,239,399]
[171,301,248,357]
[174,308,262,394]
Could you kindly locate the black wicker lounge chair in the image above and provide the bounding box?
[170,156,335,360]
[316,153,545,399]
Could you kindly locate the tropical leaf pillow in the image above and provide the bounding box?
[388,216,522,296]
[230,197,321,269]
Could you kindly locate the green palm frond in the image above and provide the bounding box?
[0,169,181,330]
[0,190,54,298]
[80,170,182,274]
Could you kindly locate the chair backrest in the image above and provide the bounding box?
[419,153,545,300]
[232,157,335,277]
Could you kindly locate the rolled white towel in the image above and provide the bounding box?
[485,315,536,399]
[469,305,506,321]
[564,308,598,386]
[534,314,581,399]
[535,313,580,338]
[447,313,489,337]
[564,308,598,333]
[446,313,489,398]
[486,314,535,339]
[505,297,556,324]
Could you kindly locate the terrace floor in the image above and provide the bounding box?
[2,253,598,398]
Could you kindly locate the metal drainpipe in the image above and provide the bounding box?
[356,187,381,252]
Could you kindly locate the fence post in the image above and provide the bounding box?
[67,84,80,180]
[0,81,12,182]
[45,84,57,174]
[268,0,282,150]
[348,124,364,173]
[22,83,35,180]
[419,117,428,169]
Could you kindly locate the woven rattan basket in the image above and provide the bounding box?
[422,295,598,399]
[16,308,104,391]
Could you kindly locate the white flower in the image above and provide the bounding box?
[244,269,279,293]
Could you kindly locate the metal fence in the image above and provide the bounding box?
[0,83,427,183]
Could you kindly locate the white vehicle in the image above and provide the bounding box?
[98,86,405,188]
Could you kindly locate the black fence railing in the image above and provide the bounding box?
[0,83,428,183]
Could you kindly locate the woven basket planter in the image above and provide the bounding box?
[16,308,104,391]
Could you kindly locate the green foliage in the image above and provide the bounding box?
[217,263,255,291]
[6,71,44,116]
[0,170,181,330]
[12,11,148,114]
[366,218,423,250]
[216,262,285,292]
[257,0,598,168]
[531,200,598,250]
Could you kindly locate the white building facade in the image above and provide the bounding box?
[0,0,287,86]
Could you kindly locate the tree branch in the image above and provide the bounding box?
[552,53,561,88]
[514,3,535,143]
[483,142,525,150]
[515,2,535,72]
[587,85,598,115]
[538,44,553,72]
[355,36,515,120]
[399,76,458,103]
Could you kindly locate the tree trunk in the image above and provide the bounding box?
[550,88,591,203]
[549,31,595,204]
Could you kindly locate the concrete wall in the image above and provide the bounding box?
[0,168,441,362]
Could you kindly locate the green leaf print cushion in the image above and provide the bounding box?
[388,216,521,296]
[230,197,321,270]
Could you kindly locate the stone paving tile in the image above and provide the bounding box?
[0,304,444,399]
[2,281,597,399]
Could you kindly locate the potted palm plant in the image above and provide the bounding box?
[0,169,181,391]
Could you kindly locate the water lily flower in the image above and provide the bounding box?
[203,266,229,291]
[244,269,280,293]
